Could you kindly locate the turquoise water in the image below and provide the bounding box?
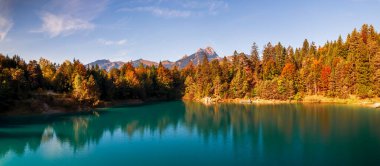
[1,101,380,165]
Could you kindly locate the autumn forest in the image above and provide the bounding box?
[1,24,380,111]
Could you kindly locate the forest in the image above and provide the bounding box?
[1,24,380,111]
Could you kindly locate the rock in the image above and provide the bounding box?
[373,103,380,108]
[203,97,212,104]
[41,103,50,112]
[201,97,215,104]
[239,99,252,104]
[93,111,100,117]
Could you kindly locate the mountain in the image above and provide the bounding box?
[131,59,158,67]
[131,59,175,68]
[87,59,124,71]
[161,60,175,68]
[87,47,220,70]
[173,47,219,68]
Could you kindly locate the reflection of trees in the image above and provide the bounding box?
[0,125,43,157]
[184,102,301,148]
[0,101,185,156]
[183,102,380,163]
[51,102,185,150]
[1,101,380,164]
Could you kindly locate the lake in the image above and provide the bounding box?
[1,101,380,165]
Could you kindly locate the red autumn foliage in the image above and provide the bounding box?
[320,65,331,92]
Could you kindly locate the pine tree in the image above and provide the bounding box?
[355,33,371,98]
[156,62,173,98]
[372,51,380,96]
[86,75,100,105]
[250,42,261,84]
[26,60,43,90]
[262,42,276,80]
[302,39,310,57]
[275,42,286,74]
[184,75,195,99]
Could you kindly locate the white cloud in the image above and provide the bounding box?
[120,7,192,18]
[181,0,229,15]
[119,0,228,18]
[207,0,229,15]
[35,0,108,37]
[0,0,12,41]
[39,12,94,37]
[0,16,12,41]
[98,38,127,45]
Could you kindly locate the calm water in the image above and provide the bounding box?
[1,101,380,165]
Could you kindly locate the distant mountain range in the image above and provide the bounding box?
[87,47,220,71]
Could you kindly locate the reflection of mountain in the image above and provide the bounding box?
[1,102,380,164]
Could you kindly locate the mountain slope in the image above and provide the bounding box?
[131,59,158,67]
[87,59,124,71]
[174,47,219,68]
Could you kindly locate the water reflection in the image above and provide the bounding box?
[0,102,185,158]
[1,101,380,165]
[184,103,380,164]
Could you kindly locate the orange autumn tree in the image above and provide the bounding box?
[320,65,332,94]
[281,63,296,80]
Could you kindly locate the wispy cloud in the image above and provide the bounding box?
[180,0,229,15]
[0,16,12,41]
[35,0,108,37]
[120,7,191,18]
[38,13,94,37]
[119,0,228,18]
[0,0,13,41]
[98,38,127,45]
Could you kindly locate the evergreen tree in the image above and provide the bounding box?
[372,51,380,96]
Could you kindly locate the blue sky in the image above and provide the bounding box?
[0,0,379,64]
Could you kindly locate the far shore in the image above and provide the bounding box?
[195,95,380,108]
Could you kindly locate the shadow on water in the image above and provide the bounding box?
[1,101,380,165]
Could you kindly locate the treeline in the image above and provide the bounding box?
[1,24,380,110]
[0,56,183,109]
[184,24,380,100]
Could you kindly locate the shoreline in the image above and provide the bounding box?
[195,95,380,108]
[0,97,176,117]
[1,95,379,117]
